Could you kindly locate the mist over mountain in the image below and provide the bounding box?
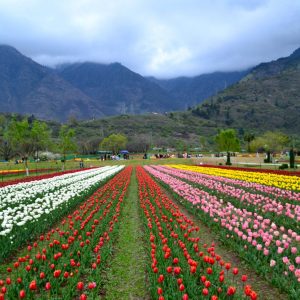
[0,45,248,121]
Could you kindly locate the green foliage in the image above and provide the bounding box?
[100,133,128,154]
[243,132,255,152]
[215,129,240,165]
[215,129,240,152]
[58,125,77,160]
[250,131,289,152]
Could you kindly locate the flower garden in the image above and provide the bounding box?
[0,164,299,299]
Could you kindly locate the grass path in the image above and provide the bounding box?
[103,168,149,300]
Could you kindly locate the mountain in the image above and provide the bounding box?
[57,62,176,115]
[0,45,104,122]
[149,70,249,108]
[189,47,300,135]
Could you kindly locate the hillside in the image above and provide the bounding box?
[0,45,105,122]
[58,62,176,115]
[0,45,251,121]
[189,47,300,135]
[149,70,249,108]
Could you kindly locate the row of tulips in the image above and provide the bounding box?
[0,168,94,188]
[176,165,300,202]
[0,168,56,176]
[137,166,257,299]
[189,165,300,191]
[0,166,123,262]
[145,165,300,298]
[159,165,300,231]
[198,164,300,177]
[0,166,132,300]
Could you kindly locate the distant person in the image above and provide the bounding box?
[79,159,84,168]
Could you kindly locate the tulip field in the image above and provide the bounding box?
[0,163,299,299]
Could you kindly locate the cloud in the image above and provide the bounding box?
[0,0,300,77]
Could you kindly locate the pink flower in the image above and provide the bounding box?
[270,259,276,267]
[282,257,290,264]
[263,248,269,256]
[295,257,300,264]
[291,247,297,254]
[277,247,284,254]
[289,265,295,272]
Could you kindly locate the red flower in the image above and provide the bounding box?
[88,282,96,289]
[241,275,248,282]
[45,282,51,290]
[40,272,45,279]
[158,274,164,283]
[157,287,163,295]
[202,288,209,296]
[29,280,37,291]
[80,294,87,300]
[19,290,26,299]
[179,284,185,291]
[232,268,239,275]
[77,282,84,290]
[182,294,189,300]
[227,286,236,296]
[53,269,61,278]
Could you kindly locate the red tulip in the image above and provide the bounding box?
[227,286,236,296]
[45,282,51,290]
[232,268,239,275]
[179,284,185,291]
[19,290,26,299]
[202,288,209,296]
[29,280,37,291]
[77,282,84,290]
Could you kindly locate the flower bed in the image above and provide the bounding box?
[189,165,300,191]
[145,165,300,298]
[0,166,131,299]
[0,166,124,262]
[0,168,94,188]
[197,164,300,177]
[137,166,257,299]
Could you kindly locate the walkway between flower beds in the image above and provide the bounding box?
[103,169,149,300]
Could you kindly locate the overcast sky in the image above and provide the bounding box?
[0,0,300,78]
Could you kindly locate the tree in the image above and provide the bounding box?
[5,118,34,175]
[30,120,52,160]
[215,129,240,165]
[58,125,77,170]
[250,131,289,163]
[243,132,255,153]
[100,134,127,154]
[4,118,52,174]
[0,115,13,161]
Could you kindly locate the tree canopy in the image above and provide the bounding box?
[100,134,127,154]
[215,129,240,165]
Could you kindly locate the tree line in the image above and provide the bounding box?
[0,116,297,168]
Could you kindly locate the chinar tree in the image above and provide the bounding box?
[5,118,51,175]
[215,129,240,165]
[100,133,128,155]
[250,131,289,163]
[58,125,77,171]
